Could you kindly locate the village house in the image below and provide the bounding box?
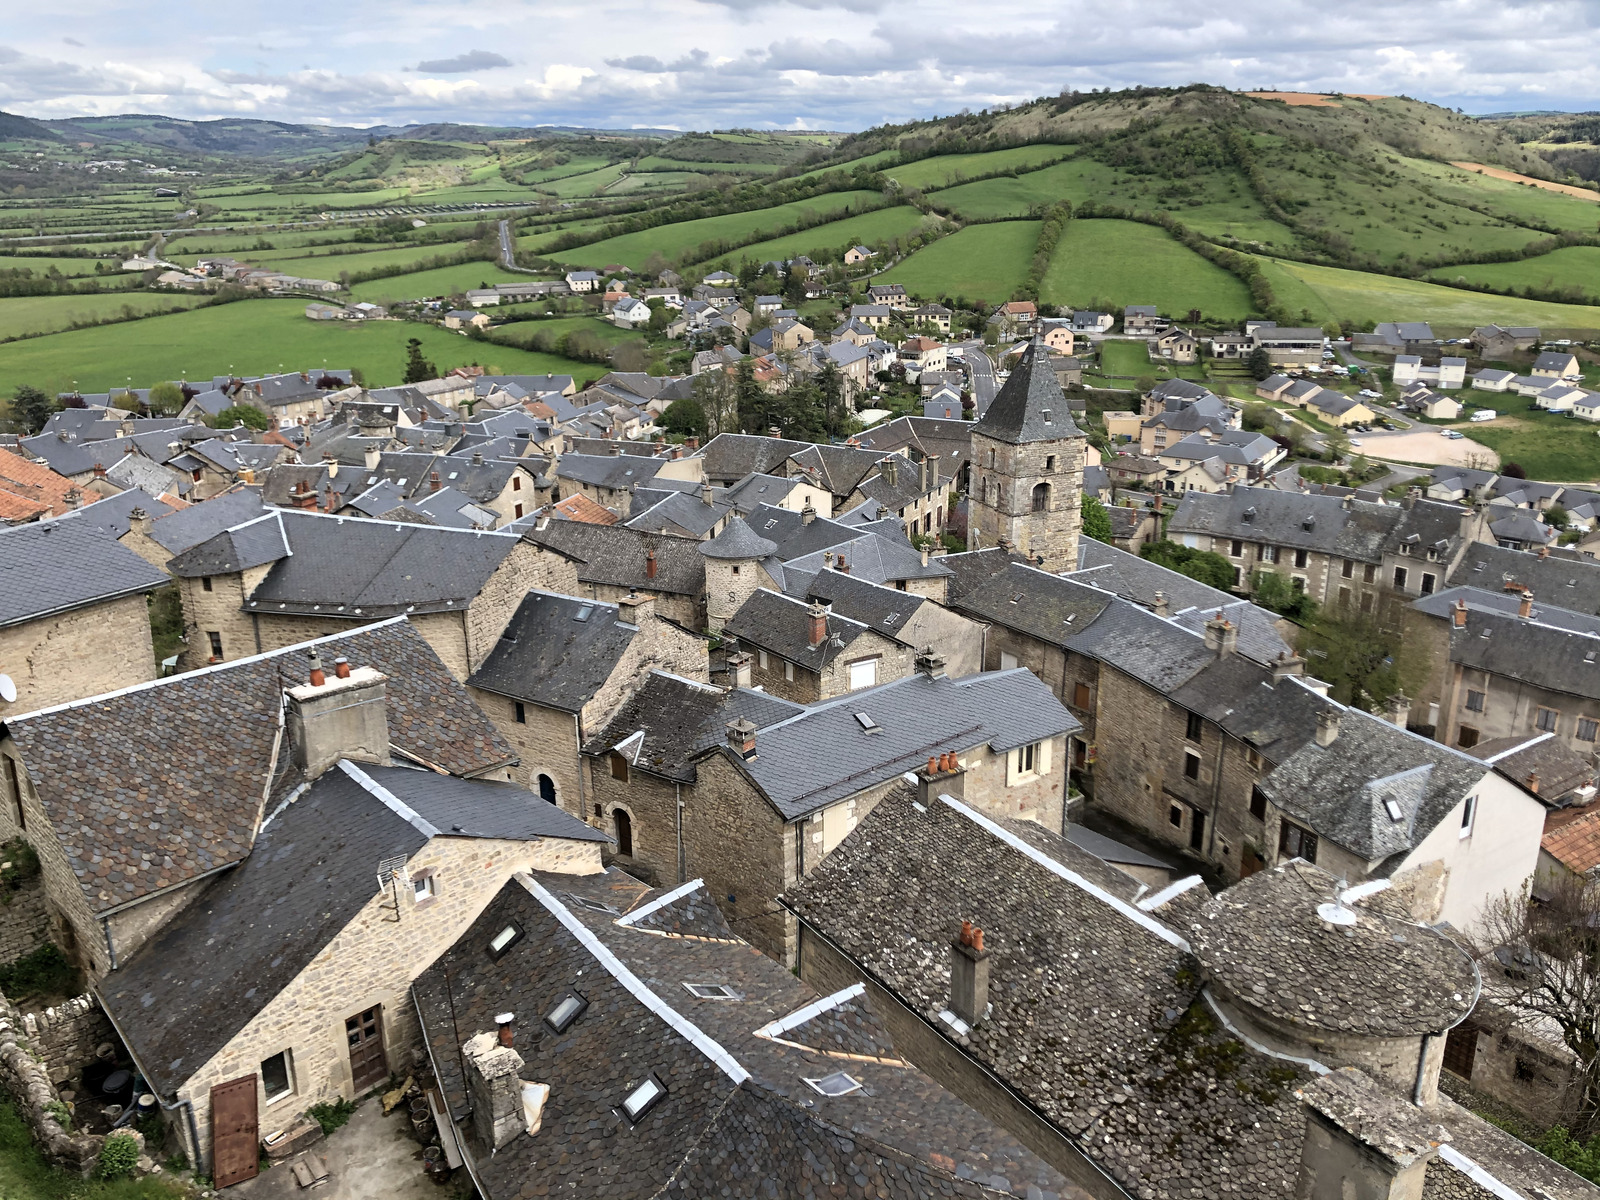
[1354,321,1437,355]
[1252,324,1326,367]
[1122,304,1164,336]
[721,589,914,703]
[1393,355,1467,390]
[865,283,910,309]
[1147,327,1198,365]
[1069,310,1113,334]
[1533,350,1582,381]
[910,302,952,333]
[897,334,947,373]
[523,520,708,630]
[847,303,892,330]
[843,244,876,264]
[0,447,84,523]
[989,300,1036,335]
[1401,383,1463,421]
[1472,325,1541,358]
[442,309,491,331]
[466,589,707,813]
[1037,319,1076,354]
[1207,330,1254,359]
[784,567,984,678]
[564,270,600,293]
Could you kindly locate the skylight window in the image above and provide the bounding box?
[1383,798,1405,823]
[488,921,524,960]
[564,893,619,915]
[575,605,594,622]
[683,983,741,1001]
[620,1074,667,1124]
[544,991,588,1034]
[804,1072,862,1097]
[853,712,879,732]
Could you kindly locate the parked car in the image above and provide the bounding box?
[1358,388,1381,399]
[1470,409,1498,422]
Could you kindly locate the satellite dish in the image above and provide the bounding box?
[0,675,15,704]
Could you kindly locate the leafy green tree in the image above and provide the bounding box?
[815,359,849,438]
[1246,347,1273,380]
[1325,426,1351,462]
[111,391,141,412]
[1250,570,1317,621]
[147,380,185,415]
[1295,609,1408,711]
[402,337,437,383]
[1241,402,1276,433]
[212,404,269,431]
[1081,494,1113,544]
[660,396,707,441]
[1547,505,1571,530]
[1139,540,1235,591]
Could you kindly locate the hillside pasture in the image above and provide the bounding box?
[722,206,936,267]
[1426,245,1600,303]
[0,291,207,341]
[890,221,1039,304]
[885,145,1073,191]
[347,260,529,302]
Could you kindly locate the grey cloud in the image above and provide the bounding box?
[413,50,513,73]
[605,49,712,73]
[62,37,83,47]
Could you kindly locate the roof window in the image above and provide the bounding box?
[1302,516,1315,532]
[804,1071,863,1097]
[620,1073,667,1124]
[1243,506,1256,524]
[853,712,880,733]
[563,893,619,915]
[683,983,742,1001]
[1383,798,1405,823]
[575,605,594,622]
[544,990,588,1034]
[488,921,524,960]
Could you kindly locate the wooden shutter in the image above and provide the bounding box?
[210,1075,259,1188]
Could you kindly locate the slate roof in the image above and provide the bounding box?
[0,517,169,628]
[699,515,779,560]
[1449,543,1600,615]
[58,489,176,539]
[775,532,950,592]
[784,570,929,644]
[411,872,1028,1200]
[971,341,1082,445]
[699,669,1078,820]
[3,620,513,915]
[525,521,705,597]
[694,433,814,484]
[165,510,293,575]
[554,452,665,492]
[723,589,881,671]
[143,488,266,555]
[1169,485,1463,565]
[468,591,643,712]
[1421,587,1600,702]
[19,432,132,478]
[355,764,609,844]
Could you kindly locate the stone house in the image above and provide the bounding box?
[721,589,913,702]
[443,309,491,330]
[585,661,1078,964]
[1471,325,1541,358]
[0,519,168,716]
[1122,305,1163,336]
[1147,328,1198,365]
[866,283,910,309]
[552,453,673,516]
[466,589,708,813]
[1252,325,1325,368]
[167,510,572,677]
[411,868,1067,1200]
[785,567,985,679]
[785,808,1581,1200]
[524,521,707,630]
[118,488,266,568]
[911,303,952,333]
[360,449,544,525]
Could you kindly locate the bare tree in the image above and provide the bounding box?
[1476,879,1600,1132]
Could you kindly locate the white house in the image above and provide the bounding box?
[1572,391,1600,422]
[1471,369,1516,393]
[611,297,653,328]
[1392,356,1467,390]
[1535,384,1586,413]
[565,270,600,293]
[465,289,503,307]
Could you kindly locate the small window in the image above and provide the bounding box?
[1338,586,1350,607]
[1393,567,1408,589]
[1579,718,1598,743]
[260,1051,293,1104]
[1421,573,1436,595]
[1458,725,1480,749]
[413,873,436,904]
[1246,747,1261,770]
[201,576,214,592]
[804,1071,863,1097]
[1341,559,1354,579]
[1278,821,1317,863]
[207,631,224,660]
[1249,785,1267,821]
[1072,681,1091,710]
[620,1074,667,1124]
[1294,548,1308,569]
[512,476,522,491]
[758,649,768,670]
[514,701,527,724]
[854,712,879,732]
[1000,651,1019,671]
[545,991,588,1034]
[488,921,525,960]
[1230,539,1243,557]
[1461,795,1478,838]
[1383,798,1405,822]
[1045,455,1057,473]
[683,983,741,1000]
[1015,741,1039,775]
[610,752,630,782]
[1464,691,1485,713]
[1168,803,1183,828]
[1185,712,1203,743]
[575,604,593,622]
[1183,750,1200,780]
[848,659,878,691]
[1364,563,1376,584]
[1260,545,1278,564]
[1537,707,1559,733]
[731,564,741,576]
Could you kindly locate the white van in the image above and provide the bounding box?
[1469,409,1497,422]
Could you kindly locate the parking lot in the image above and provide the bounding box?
[1350,425,1500,468]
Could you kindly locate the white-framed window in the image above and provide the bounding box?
[1008,739,1050,783]
[999,651,1018,671]
[260,1050,294,1104]
[1460,794,1477,839]
[848,659,878,691]
[413,872,436,904]
[758,649,768,670]
[784,660,795,682]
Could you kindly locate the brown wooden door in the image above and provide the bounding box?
[210,1075,259,1189]
[346,1005,388,1092]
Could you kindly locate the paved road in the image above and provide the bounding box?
[496,219,543,276]
[957,342,998,414]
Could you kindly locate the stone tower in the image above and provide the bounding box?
[967,339,1086,571]
[698,515,778,631]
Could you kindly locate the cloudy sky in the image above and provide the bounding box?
[5,0,1598,131]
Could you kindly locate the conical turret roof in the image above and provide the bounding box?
[699,514,778,560]
[973,338,1082,445]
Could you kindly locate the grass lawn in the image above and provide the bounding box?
[1262,257,1600,334]
[0,299,604,395]
[487,314,636,349]
[347,261,531,304]
[1426,246,1600,304]
[890,221,1039,305]
[1040,219,1253,321]
[1459,409,1600,482]
[172,241,473,277]
[719,206,936,266]
[547,192,883,270]
[538,163,629,199]
[0,292,208,341]
[0,1101,186,1200]
[886,146,1073,191]
[0,255,126,277]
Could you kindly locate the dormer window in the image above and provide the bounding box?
[1243,506,1256,524]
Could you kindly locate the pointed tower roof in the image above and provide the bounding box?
[973,338,1082,445]
[699,514,778,561]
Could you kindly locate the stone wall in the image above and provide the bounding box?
[177,563,272,670]
[21,994,116,1090]
[0,875,51,966]
[967,429,1085,573]
[0,594,157,716]
[0,986,110,1174]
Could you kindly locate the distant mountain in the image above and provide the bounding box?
[0,110,60,142]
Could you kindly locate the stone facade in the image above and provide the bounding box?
[746,633,914,704]
[0,595,156,716]
[980,624,1101,773]
[0,986,109,1174]
[704,556,765,632]
[20,993,116,1090]
[0,875,52,967]
[173,833,601,1173]
[967,430,1085,572]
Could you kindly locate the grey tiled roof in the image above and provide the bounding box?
[695,433,813,483]
[1448,542,1600,615]
[699,514,781,560]
[723,588,879,670]
[525,522,706,597]
[1169,485,1463,565]
[145,488,266,554]
[1423,587,1600,702]
[58,488,175,538]
[0,517,169,628]
[468,591,642,712]
[166,510,292,575]
[4,620,513,915]
[971,341,1082,445]
[554,452,665,491]
[357,764,609,843]
[784,570,927,642]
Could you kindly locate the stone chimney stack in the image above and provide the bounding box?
[916,649,947,680]
[727,651,753,690]
[1271,651,1307,684]
[1293,1069,1446,1200]
[807,601,828,648]
[1452,599,1468,629]
[1382,692,1411,730]
[917,751,965,805]
[462,1027,528,1152]
[617,592,655,627]
[1203,612,1238,658]
[1316,709,1342,749]
[1518,589,1534,619]
[1526,771,1541,796]
[949,921,991,1027]
[801,501,816,526]
[1152,590,1169,618]
[882,456,898,489]
[1538,543,1551,560]
[128,507,152,539]
[726,718,757,760]
[286,651,392,779]
[364,444,381,471]
[702,480,714,506]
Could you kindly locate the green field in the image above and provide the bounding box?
[0,299,603,395]
[890,221,1040,304]
[1426,245,1600,303]
[729,206,938,265]
[487,314,637,351]
[0,255,126,277]
[886,145,1073,191]
[1459,406,1600,483]
[1040,219,1253,320]
[548,191,883,270]
[1262,257,1600,332]
[0,292,207,341]
[171,241,477,279]
[347,261,533,303]
[1400,158,1600,233]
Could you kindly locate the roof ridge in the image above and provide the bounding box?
[338,760,440,838]
[614,877,706,926]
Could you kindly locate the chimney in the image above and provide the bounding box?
[807,601,828,648]
[882,456,898,488]
[1452,598,1468,629]
[1203,612,1238,657]
[1316,709,1341,748]
[1538,543,1550,560]
[609,443,622,457]
[430,470,442,493]
[1293,1070,1445,1200]
[128,507,152,538]
[1526,771,1541,796]
[364,445,380,471]
[916,648,947,679]
[1403,485,1421,510]
[921,547,930,567]
[461,1028,528,1151]
[917,750,965,805]
[918,456,929,492]
[702,480,714,506]
[240,467,255,486]
[1382,692,1411,730]
[618,592,655,626]
[801,501,816,525]
[92,462,106,479]
[1519,589,1534,619]
[472,450,485,466]
[727,651,753,690]
[645,549,658,580]
[1152,590,1169,618]
[1342,492,1354,510]
[1271,651,1306,683]
[927,453,940,491]
[949,921,991,1027]
[286,653,392,779]
[686,436,699,450]
[768,426,781,439]
[837,556,849,575]
[726,718,757,760]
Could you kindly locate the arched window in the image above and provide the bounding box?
[537,774,557,804]
[1031,482,1050,513]
[613,808,634,856]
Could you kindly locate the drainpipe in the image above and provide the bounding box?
[675,783,685,885]
[1206,723,1226,864]
[100,920,118,972]
[572,714,589,825]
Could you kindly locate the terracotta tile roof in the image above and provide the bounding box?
[552,492,619,525]
[1543,804,1600,874]
[0,448,79,522]
[4,619,513,915]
